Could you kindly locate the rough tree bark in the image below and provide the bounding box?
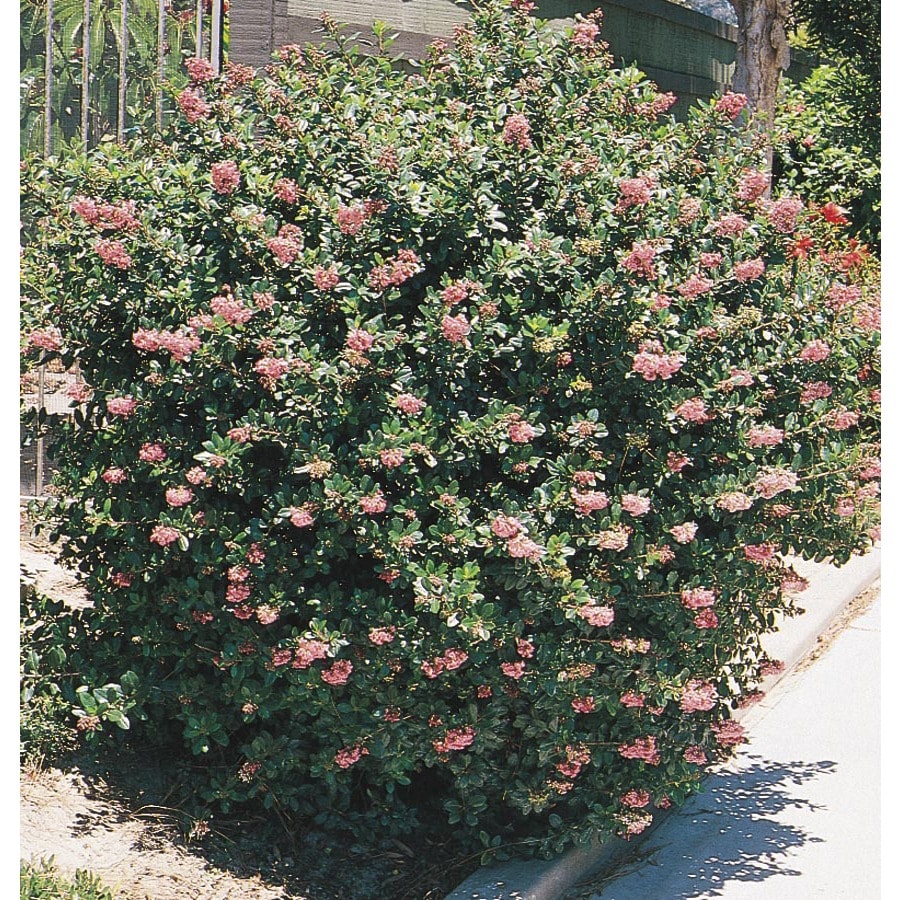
[728,0,792,135]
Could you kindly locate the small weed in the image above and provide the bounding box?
[20,858,117,900]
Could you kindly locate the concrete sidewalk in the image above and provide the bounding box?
[570,591,881,900]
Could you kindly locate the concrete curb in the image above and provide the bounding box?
[445,549,881,900]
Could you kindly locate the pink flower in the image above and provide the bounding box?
[335,204,368,236]
[826,283,862,313]
[27,327,63,351]
[712,720,746,746]
[266,235,300,266]
[256,605,279,625]
[226,583,251,604]
[713,213,750,237]
[186,467,208,485]
[491,515,522,539]
[768,196,804,233]
[139,442,167,463]
[501,114,532,150]
[680,679,718,713]
[346,329,375,353]
[150,525,181,547]
[359,493,388,515]
[716,492,753,512]
[185,57,216,83]
[289,506,315,528]
[800,381,832,404]
[621,241,658,279]
[621,494,651,516]
[715,91,748,119]
[507,535,545,561]
[335,745,367,768]
[66,382,92,403]
[313,265,340,291]
[441,281,473,306]
[618,736,660,765]
[754,468,798,499]
[395,393,425,415]
[835,498,856,517]
[736,169,769,202]
[678,196,702,224]
[747,425,784,447]
[227,426,252,443]
[699,252,723,269]
[674,398,712,424]
[442,648,469,670]
[676,274,714,299]
[572,696,596,714]
[246,543,266,565]
[631,340,684,381]
[666,452,691,473]
[831,408,860,431]
[620,691,646,708]
[693,609,719,629]
[211,294,253,325]
[571,21,600,50]
[367,249,420,291]
[274,178,299,203]
[321,659,353,686]
[621,789,651,808]
[433,726,476,754]
[441,314,471,343]
[573,490,610,515]
[177,87,210,122]
[368,626,396,646]
[211,161,240,195]
[681,586,716,609]
[379,448,405,469]
[165,486,194,507]
[670,521,698,543]
[501,661,527,679]
[594,526,631,551]
[635,92,677,117]
[110,571,132,588]
[228,565,250,583]
[158,330,201,361]
[577,604,615,627]
[254,357,290,379]
[516,638,535,659]
[733,258,765,282]
[95,238,132,269]
[799,339,831,362]
[293,639,329,669]
[101,467,127,484]
[683,745,707,765]
[744,543,776,564]
[272,648,293,667]
[618,176,656,209]
[421,657,445,679]
[508,420,536,443]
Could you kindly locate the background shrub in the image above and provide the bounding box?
[21,1,879,858]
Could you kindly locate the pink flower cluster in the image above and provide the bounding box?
[379,448,405,468]
[680,679,718,713]
[830,408,860,431]
[747,425,784,448]
[799,340,831,363]
[577,604,615,628]
[754,468,797,498]
[716,491,753,512]
[674,398,711,424]
[618,736,660,766]
[132,328,201,361]
[666,451,691,473]
[617,176,656,209]
[71,197,140,231]
[211,161,240,195]
[368,626,396,645]
[556,744,592,779]
[620,691,646,708]
[346,329,375,353]
[185,57,216,83]
[501,113,532,149]
[631,340,684,381]
[572,489,609,515]
[507,534,545,561]
[395,393,425,415]
[107,396,137,417]
[421,648,469,679]
[699,251,723,269]
[571,21,600,50]
[321,659,353,685]
[621,241,658,279]
[102,467,127,484]
[715,92,748,119]
[335,745,368,768]
[491,515,521,538]
[139,442,166,463]
[594,526,631,551]
[768,196,804,233]
[694,609,719,629]
[683,745,707,765]
[165,486,193,507]
[733,258,765,282]
[714,213,750,237]
[681,586,716,609]
[441,314,471,343]
[211,294,254,325]
[571,696,596,713]
[292,638,330,669]
[254,357,291,379]
[736,169,769,202]
[635,92,677,117]
[95,238,132,269]
[177,87,210,123]
[501,660,527,679]
[313,265,340,291]
[826,283,862,312]
[800,381,832,404]
[367,249,421,291]
[712,720,746,746]
[266,224,303,265]
[335,204,368,236]
[360,492,388,515]
[621,789,651,809]
[433,726,476,754]
[150,525,181,547]
[289,506,315,528]
[274,178,299,203]
[621,493,651,516]
[743,543,776,564]
[676,273,714,299]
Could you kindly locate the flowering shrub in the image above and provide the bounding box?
[21,1,879,857]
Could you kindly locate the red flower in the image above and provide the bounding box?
[817,202,850,226]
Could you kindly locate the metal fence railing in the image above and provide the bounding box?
[21,1,227,499]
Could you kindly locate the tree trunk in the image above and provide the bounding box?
[729,0,792,134]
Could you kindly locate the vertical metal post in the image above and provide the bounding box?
[210,0,223,73]
[44,0,54,156]
[195,0,204,58]
[81,0,91,148]
[118,0,129,142]
[157,0,166,132]
[35,365,46,497]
